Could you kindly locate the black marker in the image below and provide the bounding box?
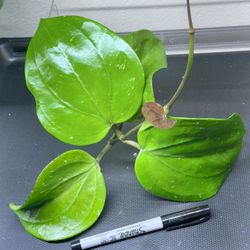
[71,205,210,250]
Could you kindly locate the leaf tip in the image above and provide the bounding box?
[9,203,20,211]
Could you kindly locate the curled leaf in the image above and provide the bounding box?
[10,150,106,241]
[135,113,245,201]
[142,102,176,129]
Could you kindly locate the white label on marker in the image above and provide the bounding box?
[80,217,163,249]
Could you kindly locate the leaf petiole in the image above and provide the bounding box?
[96,124,142,163]
[122,122,143,140]
[122,140,141,150]
[112,124,123,140]
[113,125,141,150]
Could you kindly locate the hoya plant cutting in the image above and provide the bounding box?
[10,0,244,242]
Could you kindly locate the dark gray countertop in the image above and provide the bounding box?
[0,39,249,250]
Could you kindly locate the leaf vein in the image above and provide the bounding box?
[31,51,105,121]
[41,25,107,121]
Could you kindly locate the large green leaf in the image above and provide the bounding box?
[135,113,245,201]
[25,16,144,146]
[124,29,167,104]
[9,150,106,241]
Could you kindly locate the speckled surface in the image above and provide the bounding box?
[0,39,250,250]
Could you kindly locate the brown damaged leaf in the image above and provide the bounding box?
[142,102,176,129]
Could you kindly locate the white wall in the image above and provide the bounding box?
[57,0,250,32]
[0,0,51,37]
[0,0,250,37]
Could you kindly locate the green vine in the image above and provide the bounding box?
[9,0,245,242]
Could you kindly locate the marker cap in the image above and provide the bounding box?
[71,240,81,250]
[161,205,211,231]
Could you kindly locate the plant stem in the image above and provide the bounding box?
[113,124,141,150]
[96,0,194,162]
[122,122,143,140]
[96,1,195,161]
[112,124,123,139]
[96,124,142,163]
[164,0,195,113]
[96,134,117,163]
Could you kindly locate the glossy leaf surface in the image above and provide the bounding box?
[10,150,106,241]
[135,113,245,201]
[124,29,167,103]
[25,16,144,145]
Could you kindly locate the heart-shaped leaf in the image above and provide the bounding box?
[25,16,144,146]
[124,30,167,119]
[135,113,245,201]
[9,150,106,241]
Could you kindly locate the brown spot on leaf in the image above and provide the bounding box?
[142,102,176,129]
